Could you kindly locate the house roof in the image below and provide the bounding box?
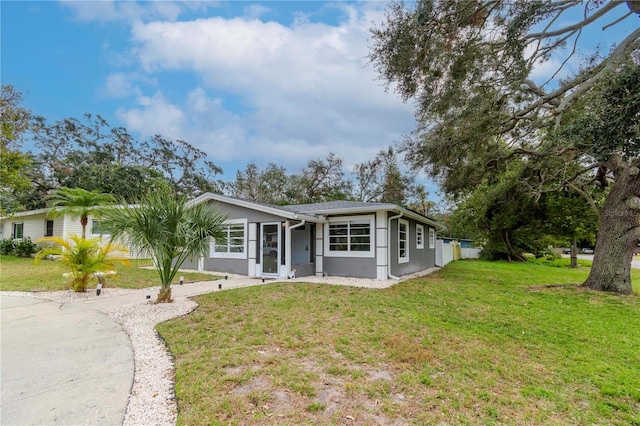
[189,193,446,230]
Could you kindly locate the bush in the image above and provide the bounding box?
[14,237,38,257]
[0,238,16,255]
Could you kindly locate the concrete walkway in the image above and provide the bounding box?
[1,296,133,425]
[0,275,276,425]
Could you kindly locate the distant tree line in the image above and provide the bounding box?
[1,85,435,215]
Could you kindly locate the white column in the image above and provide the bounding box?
[248,223,257,277]
[376,211,388,280]
[315,222,324,276]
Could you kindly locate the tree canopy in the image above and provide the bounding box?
[370,0,640,294]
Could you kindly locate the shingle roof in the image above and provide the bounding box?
[277,200,394,213]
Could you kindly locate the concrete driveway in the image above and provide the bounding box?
[1,295,133,425]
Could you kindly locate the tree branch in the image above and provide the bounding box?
[525,1,622,40]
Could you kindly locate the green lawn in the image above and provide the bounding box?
[158,260,640,425]
[0,255,218,292]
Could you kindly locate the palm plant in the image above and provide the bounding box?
[47,187,116,239]
[35,235,130,292]
[102,187,228,303]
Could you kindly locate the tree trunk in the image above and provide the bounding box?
[81,215,88,239]
[570,236,577,269]
[582,163,640,295]
[156,286,173,303]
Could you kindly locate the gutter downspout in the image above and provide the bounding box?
[387,211,403,280]
[286,220,306,278]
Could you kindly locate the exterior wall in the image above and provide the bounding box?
[389,217,436,276]
[202,257,249,275]
[323,257,378,279]
[199,201,287,276]
[322,213,378,279]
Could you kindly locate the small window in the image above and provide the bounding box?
[45,219,54,237]
[429,228,435,249]
[210,220,247,259]
[416,224,424,249]
[91,220,110,236]
[12,223,24,239]
[398,219,409,263]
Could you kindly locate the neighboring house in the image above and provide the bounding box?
[0,207,137,256]
[183,193,446,280]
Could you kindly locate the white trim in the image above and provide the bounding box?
[416,224,424,249]
[210,219,247,259]
[324,214,375,258]
[260,222,281,276]
[188,193,321,222]
[398,219,409,264]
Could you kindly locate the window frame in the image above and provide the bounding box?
[416,224,424,249]
[429,228,435,249]
[210,219,247,259]
[398,219,409,264]
[12,222,24,239]
[91,220,111,236]
[45,219,54,237]
[324,215,374,258]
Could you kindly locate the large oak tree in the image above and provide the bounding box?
[370,0,640,294]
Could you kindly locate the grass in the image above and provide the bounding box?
[0,255,218,292]
[158,259,640,425]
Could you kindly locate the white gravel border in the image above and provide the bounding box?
[2,267,440,425]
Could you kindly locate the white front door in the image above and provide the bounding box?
[261,222,280,276]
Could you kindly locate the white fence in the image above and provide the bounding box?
[436,240,480,267]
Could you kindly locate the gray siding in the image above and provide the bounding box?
[324,257,378,279]
[389,218,436,276]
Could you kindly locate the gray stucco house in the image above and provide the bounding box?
[183,193,445,280]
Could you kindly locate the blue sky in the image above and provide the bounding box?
[2,1,638,198]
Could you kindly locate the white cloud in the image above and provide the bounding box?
[243,4,270,20]
[100,73,141,98]
[59,0,219,23]
[112,4,415,178]
[116,91,186,139]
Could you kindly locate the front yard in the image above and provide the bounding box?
[158,260,639,425]
[0,255,217,292]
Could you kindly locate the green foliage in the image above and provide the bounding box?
[14,237,38,257]
[370,1,640,292]
[0,237,38,257]
[47,187,116,239]
[103,186,228,301]
[0,238,16,255]
[34,235,130,292]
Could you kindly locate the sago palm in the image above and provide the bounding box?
[47,187,116,239]
[103,187,228,303]
[35,235,130,292]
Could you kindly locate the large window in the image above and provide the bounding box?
[325,215,374,257]
[12,223,24,239]
[210,219,247,259]
[91,220,110,236]
[416,224,424,249]
[45,219,54,237]
[398,219,409,263]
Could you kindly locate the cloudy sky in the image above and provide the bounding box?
[2,1,637,197]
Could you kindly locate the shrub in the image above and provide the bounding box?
[35,235,130,292]
[0,238,16,255]
[14,237,38,257]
